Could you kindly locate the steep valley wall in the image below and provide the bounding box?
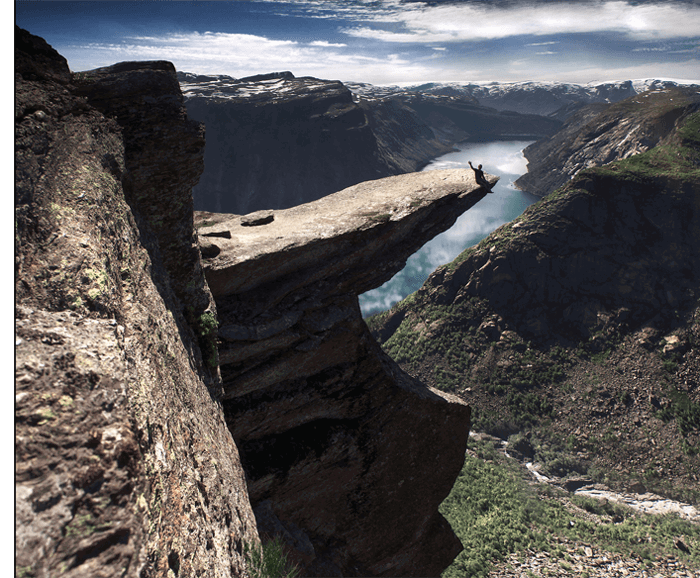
[369,111,700,498]
[515,87,700,197]
[15,27,260,577]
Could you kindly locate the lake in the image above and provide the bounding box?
[359,140,540,317]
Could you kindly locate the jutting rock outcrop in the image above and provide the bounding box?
[197,169,498,576]
[15,27,259,577]
[515,87,700,197]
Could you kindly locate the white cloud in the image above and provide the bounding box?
[309,40,347,47]
[61,30,437,84]
[341,1,700,43]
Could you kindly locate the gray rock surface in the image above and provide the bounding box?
[15,27,260,578]
[196,168,497,576]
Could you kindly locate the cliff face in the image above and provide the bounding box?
[181,74,394,214]
[390,92,563,142]
[196,169,498,576]
[515,87,700,197]
[16,27,492,578]
[369,112,700,500]
[71,60,221,383]
[356,96,455,173]
[15,27,259,577]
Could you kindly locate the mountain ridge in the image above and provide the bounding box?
[515,86,700,197]
[178,71,561,214]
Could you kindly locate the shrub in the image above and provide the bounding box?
[245,537,300,578]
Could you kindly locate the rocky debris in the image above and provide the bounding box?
[196,168,497,576]
[489,535,698,578]
[240,209,274,226]
[15,27,259,577]
[72,60,216,377]
[515,87,700,197]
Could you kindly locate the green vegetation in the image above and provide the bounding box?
[195,310,219,369]
[245,537,300,578]
[440,437,700,578]
[656,387,700,438]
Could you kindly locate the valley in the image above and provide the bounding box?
[368,98,700,576]
[15,22,700,578]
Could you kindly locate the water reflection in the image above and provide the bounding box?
[359,140,539,317]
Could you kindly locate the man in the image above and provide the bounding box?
[468,161,493,193]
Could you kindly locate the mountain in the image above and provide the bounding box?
[347,80,563,141]
[368,108,700,506]
[515,86,700,197]
[367,79,700,117]
[179,72,562,215]
[179,72,451,215]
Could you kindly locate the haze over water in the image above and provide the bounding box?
[359,140,540,317]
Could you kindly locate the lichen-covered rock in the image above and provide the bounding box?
[197,169,497,576]
[15,27,259,578]
[72,60,216,379]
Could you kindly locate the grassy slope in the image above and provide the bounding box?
[367,110,700,575]
[440,436,700,577]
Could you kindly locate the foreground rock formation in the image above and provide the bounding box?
[16,26,498,578]
[196,169,497,576]
[15,27,259,577]
[515,87,700,197]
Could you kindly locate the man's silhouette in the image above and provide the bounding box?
[468,161,493,193]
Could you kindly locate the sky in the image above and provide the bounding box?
[14,0,700,86]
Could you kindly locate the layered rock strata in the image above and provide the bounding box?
[15,27,259,577]
[196,169,498,576]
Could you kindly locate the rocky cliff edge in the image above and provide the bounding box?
[15,26,497,578]
[15,27,259,577]
[196,169,498,576]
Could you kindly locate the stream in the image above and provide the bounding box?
[474,433,700,522]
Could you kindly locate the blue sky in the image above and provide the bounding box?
[15,1,700,85]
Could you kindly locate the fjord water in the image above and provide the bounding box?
[359,140,540,317]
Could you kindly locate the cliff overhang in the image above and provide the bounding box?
[196,169,497,576]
